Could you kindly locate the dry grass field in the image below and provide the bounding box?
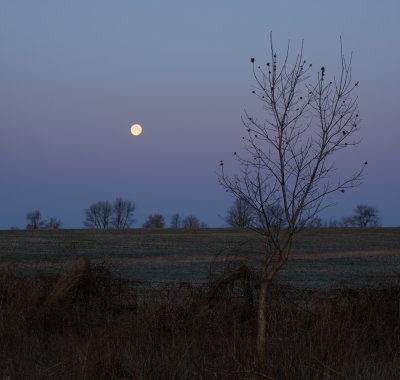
[1,228,400,287]
[0,228,400,378]
[0,258,399,379]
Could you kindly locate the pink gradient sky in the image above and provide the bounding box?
[1,0,399,228]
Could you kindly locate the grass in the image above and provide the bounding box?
[1,228,400,287]
[2,228,400,262]
[0,258,399,379]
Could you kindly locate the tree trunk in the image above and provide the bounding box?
[256,278,270,358]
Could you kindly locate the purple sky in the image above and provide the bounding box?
[1,0,399,228]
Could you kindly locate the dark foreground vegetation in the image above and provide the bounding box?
[0,258,399,379]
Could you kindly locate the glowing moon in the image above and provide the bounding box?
[130,124,142,136]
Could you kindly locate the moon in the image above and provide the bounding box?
[130,124,142,136]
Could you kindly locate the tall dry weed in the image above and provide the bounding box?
[0,258,399,379]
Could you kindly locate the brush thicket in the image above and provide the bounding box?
[0,258,399,379]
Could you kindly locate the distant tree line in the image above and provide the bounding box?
[224,199,289,230]
[18,202,209,230]
[305,205,379,228]
[225,200,379,229]
[83,199,208,229]
[18,201,377,230]
[25,210,62,230]
[142,214,165,228]
[83,198,136,229]
[342,205,379,228]
[142,213,208,229]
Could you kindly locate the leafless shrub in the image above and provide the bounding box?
[142,213,165,228]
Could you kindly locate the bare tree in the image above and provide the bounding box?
[84,203,102,229]
[112,197,136,229]
[142,214,165,228]
[182,215,201,229]
[84,201,112,229]
[218,34,364,357]
[344,204,379,229]
[46,217,62,229]
[26,210,46,230]
[99,201,112,229]
[225,198,255,228]
[170,213,181,228]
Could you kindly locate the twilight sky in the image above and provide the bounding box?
[1,0,399,229]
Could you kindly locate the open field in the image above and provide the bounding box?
[1,228,400,287]
[1,229,400,378]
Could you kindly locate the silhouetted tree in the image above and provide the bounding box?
[225,198,255,228]
[84,202,103,229]
[170,213,181,228]
[182,215,200,229]
[218,34,364,357]
[45,217,62,229]
[142,214,165,228]
[26,210,46,230]
[111,197,136,229]
[84,201,112,229]
[344,204,379,229]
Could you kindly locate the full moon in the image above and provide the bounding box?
[130,124,142,136]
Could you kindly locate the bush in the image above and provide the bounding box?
[0,260,399,379]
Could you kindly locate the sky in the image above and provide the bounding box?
[0,0,399,229]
